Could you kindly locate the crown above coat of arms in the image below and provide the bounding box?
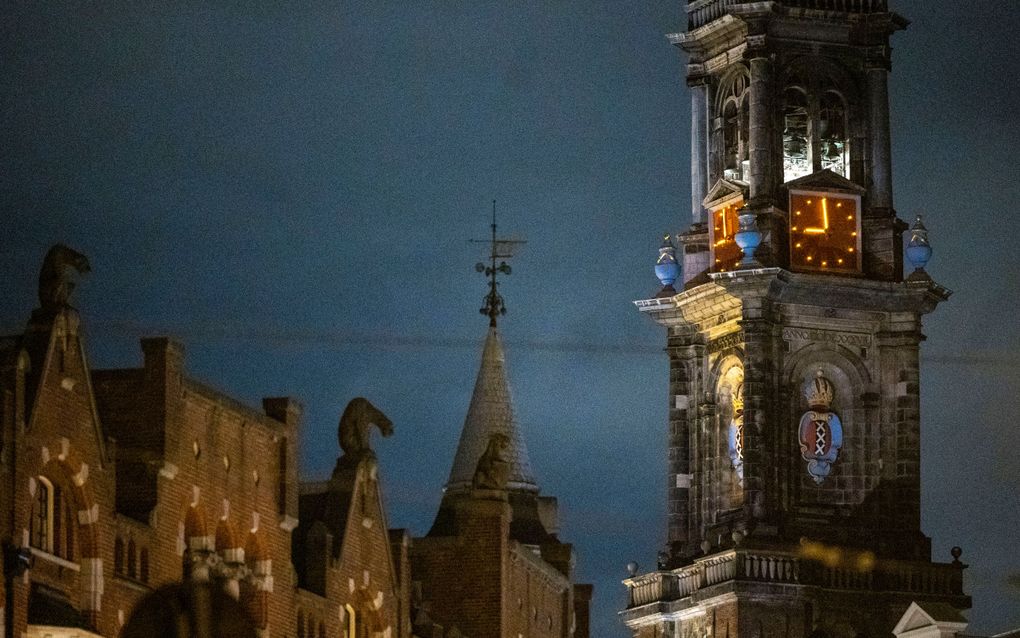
[731,383,744,414]
[803,370,834,410]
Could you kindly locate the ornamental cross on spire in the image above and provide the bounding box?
[470,200,526,327]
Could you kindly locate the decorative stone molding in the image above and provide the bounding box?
[78,503,100,525]
[73,462,89,487]
[80,558,104,611]
[278,515,298,532]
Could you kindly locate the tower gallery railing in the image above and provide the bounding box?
[625,549,964,608]
[687,0,889,30]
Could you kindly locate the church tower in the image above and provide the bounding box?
[624,2,969,637]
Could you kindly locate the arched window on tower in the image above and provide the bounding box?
[715,69,750,183]
[782,68,851,183]
[819,91,848,177]
[783,87,810,182]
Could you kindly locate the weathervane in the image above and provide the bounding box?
[470,200,526,327]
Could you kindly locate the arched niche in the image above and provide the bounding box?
[710,353,746,508]
[783,342,873,502]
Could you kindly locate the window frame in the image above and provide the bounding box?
[708,194,745,273]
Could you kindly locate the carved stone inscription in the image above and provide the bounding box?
[782,327,872,347]
[709,331,743,353]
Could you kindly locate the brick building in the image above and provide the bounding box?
[1,246,590,638]
[411,326,592,638]
[622,2,970,637]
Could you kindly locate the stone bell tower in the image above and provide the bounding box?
[623,2,970,637]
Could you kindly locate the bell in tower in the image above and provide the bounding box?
[677,0,908,282]
[625,2,969,637]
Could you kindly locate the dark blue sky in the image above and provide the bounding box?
[2,2,1018,636]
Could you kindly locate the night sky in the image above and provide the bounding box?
[2,2,1019,636]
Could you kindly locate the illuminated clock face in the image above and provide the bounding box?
[789,191,861,272]
[711,199,743,272]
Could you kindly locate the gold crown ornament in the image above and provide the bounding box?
[803,370,834,410]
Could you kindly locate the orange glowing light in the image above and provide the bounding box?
[711,200,743,273]
[789,192,861,273]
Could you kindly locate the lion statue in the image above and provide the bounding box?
[472,431,511,491]
[38,244,91,311]
[338,397,393,459]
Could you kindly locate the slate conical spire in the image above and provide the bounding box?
[444,326,537,494]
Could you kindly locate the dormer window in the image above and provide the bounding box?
[789,190,861,273]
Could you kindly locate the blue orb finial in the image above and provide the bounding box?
[734,208,762,268]
[906,213,932,271]
[654,233,680,289]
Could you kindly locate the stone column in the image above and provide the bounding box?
[666,333,705,558]
[738,314,775,527]
[689,78,710,225]
[867,63,893,213]
[747,54,773,205]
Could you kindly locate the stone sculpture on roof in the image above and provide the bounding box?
[338,397,393,459]
[471,431,510,491]
[38,243,90,311]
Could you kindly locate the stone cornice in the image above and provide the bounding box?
[635,268,950,328]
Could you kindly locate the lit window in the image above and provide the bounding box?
[789,191,861,273]
[710,199,743,273]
